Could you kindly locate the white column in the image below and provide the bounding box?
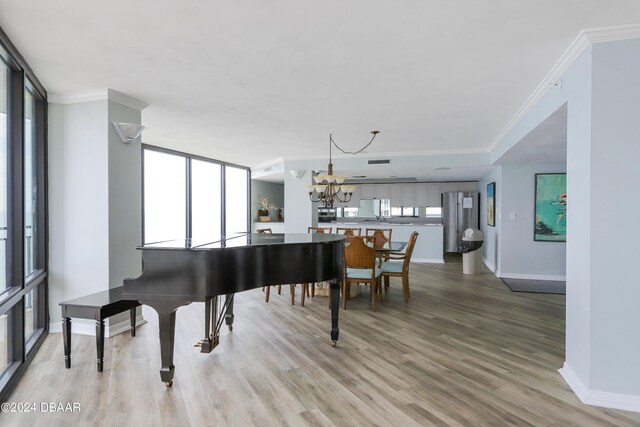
[48,89,147,336]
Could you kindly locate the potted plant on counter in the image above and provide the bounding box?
[257,195,277,222]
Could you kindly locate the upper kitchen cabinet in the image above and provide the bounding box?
[415,184,428,206]
[457,182,478,192]
[390,183,415,206]
[416,183,442,207]
[336,184,360,207]
[426,183,442,207]
[360,184,375,199]
[441,182,477,193]
[374,184,390,199]
[440,183,459,193]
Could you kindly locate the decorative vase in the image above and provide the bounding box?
[258,210,270,222]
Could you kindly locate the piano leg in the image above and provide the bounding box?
[62,317,71,368]
[329,279,340,346]
[141,300,186,387]
[225,294,234,331]
[201,297,217,353]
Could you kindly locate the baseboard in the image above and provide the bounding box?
[413,258,445,264]
[559,362,640,413]
[49,315,147,338]
[483,257,496,273]
[498,272,566,281]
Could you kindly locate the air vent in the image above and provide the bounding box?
[368,159,391,165]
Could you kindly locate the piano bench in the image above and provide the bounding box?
[59,286,140,372]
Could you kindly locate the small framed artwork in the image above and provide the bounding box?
[534,173,566,242]
[486,182,496,227]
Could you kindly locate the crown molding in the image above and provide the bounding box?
[490,24,640,152]
[48,88,148,111]
[107,89,148,111]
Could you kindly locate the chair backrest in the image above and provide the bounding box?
[308,226,332,234]
[402,231,419,270]
[365,228,392,250]
[344,236,376,270]
[336,227,361,236]
[257,228,272,234]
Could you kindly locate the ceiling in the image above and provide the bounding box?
[496,103,567,165]
[1,1,639,176]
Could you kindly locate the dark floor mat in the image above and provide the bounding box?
[501,278,566,295]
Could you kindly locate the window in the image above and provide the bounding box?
[142,146,249,244]
[224,165,248,234]
[390,207,417,216]
[337,207,359,218]
[425,207,442,217]
[1,59,7,293]
[143,150,187,243]
[0,30,48,402]
[24,85,38,277]
[191,160,221,241]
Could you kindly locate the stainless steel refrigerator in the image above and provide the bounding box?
[443,192,479,253]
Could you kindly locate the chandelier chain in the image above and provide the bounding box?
[330,131,378,156]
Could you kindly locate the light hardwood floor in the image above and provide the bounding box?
[3,257,640,426]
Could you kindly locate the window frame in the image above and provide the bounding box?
[0,25,48,402]
[141,144,250,244]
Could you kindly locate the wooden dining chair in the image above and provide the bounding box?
[298,226,334,302]
[381,231,419,303]
[344,236,383,311]
[336,227,361,236]
[257,228,296,303]
[308,226,333,234]
[365,228,392,250]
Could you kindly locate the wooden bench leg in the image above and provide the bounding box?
[130,307,137,337]
[63,317,71,368]
[96,319,105,372]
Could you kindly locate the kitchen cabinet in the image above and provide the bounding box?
[415,184,428,206]
[440,183,459,193]
[426,183,442,207]
[374,184,390,199]
[360,184,374,199]
[353,181,476,207]
[339,184,360,207]
[390,183,415,206]
[457,182,478,192]
[441,182,477,194]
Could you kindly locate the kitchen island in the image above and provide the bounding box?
[331,221,444,263]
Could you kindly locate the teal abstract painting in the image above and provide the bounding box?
[534,173,566,242]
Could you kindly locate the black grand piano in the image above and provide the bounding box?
[123,232,345,387]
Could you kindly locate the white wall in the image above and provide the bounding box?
[48,92,145,335]
[478,166,501,273]
[491,37,640,410]
[499,163,566,280]
[588,38,640,396]
[106,100,143,326]
[283,160,318,233]
[48,100,110,329]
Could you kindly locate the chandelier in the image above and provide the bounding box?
[308,131,379,207]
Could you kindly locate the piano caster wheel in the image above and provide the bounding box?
[332,341,337,347]
[165,380,173,388]
[228,325,233,331]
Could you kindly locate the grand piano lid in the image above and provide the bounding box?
[138,232,346,250]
